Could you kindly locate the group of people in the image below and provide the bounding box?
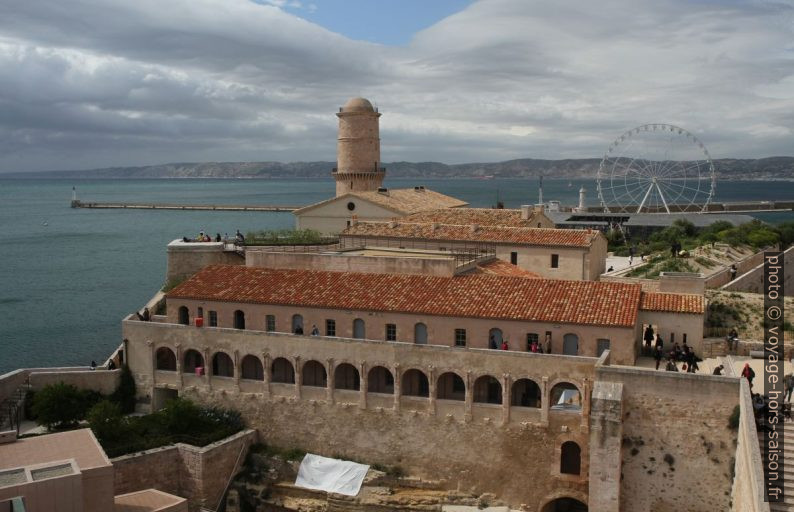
[182,230,245,244]
[644,325,701,372]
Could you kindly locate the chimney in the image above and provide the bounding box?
[520,205,531,220]
[351,214,358,226]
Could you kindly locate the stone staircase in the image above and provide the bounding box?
[759,422,794,512]
[0,384,29,433]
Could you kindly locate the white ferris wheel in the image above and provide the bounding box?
[596,124,716,213]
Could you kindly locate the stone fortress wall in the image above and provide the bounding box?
[123,318,596,510]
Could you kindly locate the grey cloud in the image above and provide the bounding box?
[0,0,792,172]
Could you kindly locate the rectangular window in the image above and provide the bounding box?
[265,315,276,332]
[551,254,559,268]
[455,328,467,347]
[670,332,675,344]
[526,333,539,351]
[326,319,336,337]
[386,323,397,341]
[208,311,218,327]
[597,338,611,357]
[510,252,518,265]
[683,333,687,344]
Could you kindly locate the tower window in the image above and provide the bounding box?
[347,202,356,211]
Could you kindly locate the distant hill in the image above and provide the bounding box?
[3,157,793,180]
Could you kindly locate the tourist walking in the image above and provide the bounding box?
[741,363,756,389]
[654,347,663,370]
[730,264,737,281]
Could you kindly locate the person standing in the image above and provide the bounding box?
[730,264,737,281]
[654,347,663,370]
[785,373,794,402]
[741,363,755,389]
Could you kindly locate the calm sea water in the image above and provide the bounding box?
[1,177,792,374]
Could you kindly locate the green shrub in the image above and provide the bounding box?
[87,400,125,442]
[32,382,93,430]
[111,365,136,414]
[162,397,203,434]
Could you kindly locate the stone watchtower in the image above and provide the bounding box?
[333,97,385,196]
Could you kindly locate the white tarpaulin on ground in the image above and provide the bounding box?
[295,454,369,496]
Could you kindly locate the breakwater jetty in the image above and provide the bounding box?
[70,200,300,212]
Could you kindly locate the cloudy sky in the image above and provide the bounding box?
[1,0,792,172]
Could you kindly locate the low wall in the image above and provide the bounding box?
[600,274,659,292]
[721,246,794,296]
[245,250,461,277]
[0,370,29,404]
[113,429,256,512]
[730,379,770,512]
[706,247,768,289]
[166,240,245,283]
[595,363,740,512]
[28,369,120,395]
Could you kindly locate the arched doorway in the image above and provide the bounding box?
[473,375,502,404]
[155,347,177,371]
[353,318,365,339]
[401,369,429,397]
[488,328,503,349]
[550,382,582,411]
[183,350,204,373]
[367,366,394,394]
[240,355,264,380]
[560,441,581,475]
[292,314,304,334]
[334,363,360,390]
[212,352,234,377]
[541,497,587,512]
[302,360,327,387]
[414,323,428,344]
[511,378,541,407]
[234,310,245,329]
[178,306,189,326]
[563,333,579,355]
[271,358,295,383]
[436,372,465,401]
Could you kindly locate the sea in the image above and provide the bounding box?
[1,177,792,375]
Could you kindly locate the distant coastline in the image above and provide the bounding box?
[2,156,793,180]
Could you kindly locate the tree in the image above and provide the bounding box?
[775,221,794,249]
[111,364,137,414]
[87,400,125,442]
[32,382,90,430]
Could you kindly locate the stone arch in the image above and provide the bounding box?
[155,347,176,371]
[540,494,588,512]
[367,366,394,394]
[473,375,502,404]
[334,363,360,390]
[234,310,246,330]
[240,355,264,380]
[183,349,204,373]
[302,360,327,387]
[550,381,582,411]
[271,357,295,384]
[436,371,465,401]
[511,378,541,407]
[401,369,429,397]
[560,441,582,475]
[178,306,189,325]
[212,351,234,377]
[414,322,428,344]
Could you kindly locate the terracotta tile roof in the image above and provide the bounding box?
[293,188,468,216]
[342,221,600,248]
[474,259,542,278]
[406,208,547,227]
[168,265,642,327]
[640,292,705,314]
[351,188,468,214]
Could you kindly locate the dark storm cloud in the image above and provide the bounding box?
[0,0,792,171]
